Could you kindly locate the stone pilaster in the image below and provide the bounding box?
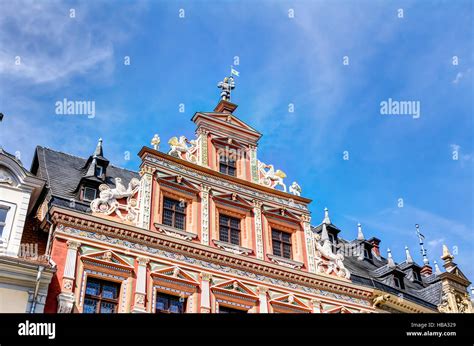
[253,200,264,260]
[302,214,316,273]
[200,184,211,246]
[62,240,80,291]
[132,257,149,313]
[137,165,154,230]
[58,240,80,313]
[249,146,259,183]
[257,286,269,313]
[197,129,209,167]
[200,272,212,313]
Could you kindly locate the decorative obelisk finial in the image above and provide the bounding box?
[217,76,235,101]
[405,246,414,264]
[323,207,331,225]
[415,224,429,265]
[387,248,396,268]
[357,223,365,241]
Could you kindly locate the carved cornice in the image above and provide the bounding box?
[49,206,374,302]
[213,240,253,256]
[267,254,304,270]
[154,223,198,241]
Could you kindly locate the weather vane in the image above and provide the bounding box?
[217,66,239,101]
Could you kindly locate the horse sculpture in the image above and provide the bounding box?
[168,136,198,163]
[258,160,287,192]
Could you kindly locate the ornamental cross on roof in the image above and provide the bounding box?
[217,76,235,101]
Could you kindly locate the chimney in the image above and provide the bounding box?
[420,264,433,277]
[368,237,381,257]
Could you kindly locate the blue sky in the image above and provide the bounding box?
[0,0,473,284]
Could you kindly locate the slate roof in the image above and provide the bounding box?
[31,146,139,213]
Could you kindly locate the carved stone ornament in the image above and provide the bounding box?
[168,136,198,164]
[289,181,302,196]
[57,292,75,313]
[314,233,351,279]
[372,294,391,308]
[257,160,287,192]
[90,177,141,223]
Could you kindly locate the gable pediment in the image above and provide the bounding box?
[269,293,311,313]
[211,279,259,306]
[213,193,253,211]
[263,207,301,224]
[80,250,134,273]
[151,266,199,286]
[157,175,200,195]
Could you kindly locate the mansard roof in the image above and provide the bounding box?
[31,146,139,212]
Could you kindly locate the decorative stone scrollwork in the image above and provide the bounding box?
[314,233,351,279]
[257,160,287,192]
[90,177,141,223]
[168,136,198,164]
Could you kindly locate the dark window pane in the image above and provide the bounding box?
[100,302,116,313]
[220,227,229,242]
[156,293,185,314]
[102,285,118,299]
[174,213,185,230]
[0,207,8,222]
[85,281,100,296]
[83,299,97,313]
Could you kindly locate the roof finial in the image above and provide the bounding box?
[405,246,414,263]
[433,260,442,275]
[387,248,396,268]
[94,137,103,158]
[323,207,331,224]
[415,224,429,265]
[357,222,365,241]
[217,76,235,101]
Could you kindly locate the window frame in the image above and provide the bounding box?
[82,186,97,202]
[0,202,15,243]
[218,213,241,246]
[219,154,237,177]
[162,196,187,230]
[0,205,10,237]
[95,165,104,177]
[271,228,293,259]
[393,276,404,290]
[155,292,186,314]
[83,277,121,314]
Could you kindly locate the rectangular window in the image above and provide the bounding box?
[219,214,240,245]
[83,278,120,314]
[95,165,103,177]
[155,292,186,313]
[393,276,404,289]
[219,155,236,177]
[272,229,292,259]
[219,306,246,313]
[162,197,187,230]
[0,205,9,237]
[83,187,97,201]
[413,270,421,282]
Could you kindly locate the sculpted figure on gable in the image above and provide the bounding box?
[168,136,198,164]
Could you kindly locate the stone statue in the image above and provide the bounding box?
[258,160,287,192]
[314,233,351,279]
[151,134,160,150]
[373,294,391,308]
[217,76,235,101]
[289,181,302,196]
[90,177,141,222]
[168,136,198,163]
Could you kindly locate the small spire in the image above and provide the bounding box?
[405,246,414,263]
[415,224,429,265]
[321,222,329,242]
[433,260,442,275]
[387,248,396,268]
[441,244,454,261]
[357,223,365,241]
[323,207,331,224]
[94,138,104,158]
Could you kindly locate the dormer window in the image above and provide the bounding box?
[393,276,404,289]
[83,187,97,201]
[95,165,104,177]
[219,155,236,176]
[413,270,422,282]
